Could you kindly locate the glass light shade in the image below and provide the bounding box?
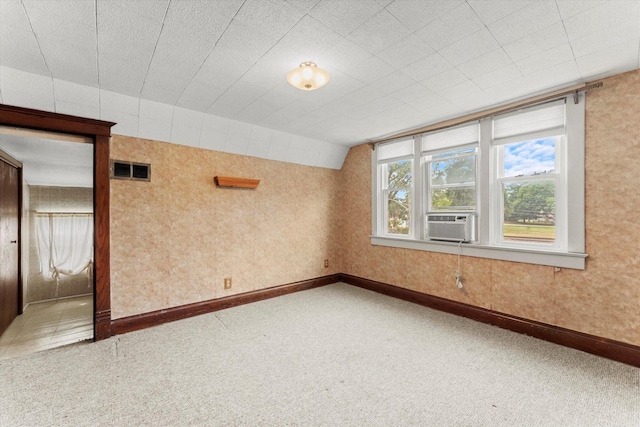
[287,62,330,91]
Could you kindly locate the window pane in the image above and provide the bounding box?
[503,138,556,178]
[430,154,475,185]
[431,187,476,211]
[503,181,555,243]
[387,189,411,235]
[387,160,412,188]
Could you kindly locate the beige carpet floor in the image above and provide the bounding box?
[1,282,638,426]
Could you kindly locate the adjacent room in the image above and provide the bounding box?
[0,131,94,358]
[0,0,639,425]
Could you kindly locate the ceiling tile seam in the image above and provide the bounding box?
[216,13,339,122]
[509,49,539,79]
[139,1,171,98]
[377,4,413,37]
[553,1,580,79]
[464,0,518,76]
[173,109,204,147]
[278,17,397,121]
[207,8,342,114]
[208,2,305,112]
[137,102,175,142]
[499,21,563,65]
[249,13,407,134]
[382,3,418,29]
[382,9,444,54]
[19,0,52,84]
[94,0,100,90]
[432,29,505,92]
[464,0,518,82]
[175,0,247,108]
[467,0,541,56]
[307,2,384,40]
[466,0,531,26]
[418,1,484,53]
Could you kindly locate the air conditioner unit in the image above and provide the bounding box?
[426,213,476,242]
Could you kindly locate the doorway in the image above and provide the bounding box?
[0,134,96,358]
[0,104,114,343]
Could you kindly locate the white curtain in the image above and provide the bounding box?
[35,213,93,297]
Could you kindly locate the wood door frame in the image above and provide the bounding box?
[0,149,23,318]
[0,104,115,340]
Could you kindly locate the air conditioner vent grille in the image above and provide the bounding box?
[426,212,476,242]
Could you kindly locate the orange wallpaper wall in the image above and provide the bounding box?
[338,69,640,347]
[109,69,640,347]
[110,137,340,319]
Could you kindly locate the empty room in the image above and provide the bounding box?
[0,0,639,425]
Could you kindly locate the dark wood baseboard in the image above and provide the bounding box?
[111,274,340,335]
[340,274,640,368]
[110,272,640,368]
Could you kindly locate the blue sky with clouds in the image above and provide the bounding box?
[504,138,556,177]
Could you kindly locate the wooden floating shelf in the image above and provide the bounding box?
[214,176,260,189]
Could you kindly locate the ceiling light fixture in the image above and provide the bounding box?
[286,61,330,91]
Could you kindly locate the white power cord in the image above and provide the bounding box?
[455,240,463,288]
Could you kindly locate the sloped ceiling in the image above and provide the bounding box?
[1,0,639,148]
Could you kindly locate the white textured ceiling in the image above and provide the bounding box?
[1,0,640,147]
[0,132,93,187]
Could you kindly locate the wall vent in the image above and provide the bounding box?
[111,160,151,182]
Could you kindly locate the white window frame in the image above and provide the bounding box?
[423,144,478,214]
[375,138,416,238]
[371,94,587,270]
[491,135,566,251]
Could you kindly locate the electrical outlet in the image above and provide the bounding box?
[224,277,232,289]
[324,259,329,268]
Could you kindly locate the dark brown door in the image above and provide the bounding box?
[0,158,19,336]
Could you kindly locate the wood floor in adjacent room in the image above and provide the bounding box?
[0,294,93,359]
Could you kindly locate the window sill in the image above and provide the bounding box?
[370,236,587,270]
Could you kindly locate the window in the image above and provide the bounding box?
[492,100,566,250]
[427,148,477,212]
[382,160,412,235]
[371,95,586,269]
[377,138,413,236]
[422,123,479,213]
[496,137,561,246]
